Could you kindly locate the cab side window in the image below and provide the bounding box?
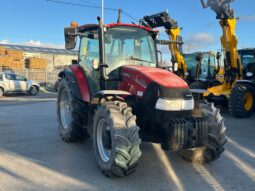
[79,35,99,69]
[6,74,15,80]
[0,74,3,81]
[15,75,26,81]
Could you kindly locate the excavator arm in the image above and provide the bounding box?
[201,0,242,88]
[141,12,188,79]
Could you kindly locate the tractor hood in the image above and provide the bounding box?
[120,65,188,89]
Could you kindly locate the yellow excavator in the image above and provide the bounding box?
[201,0,255,118]
[140,12,189,80]
[141,12,224,88]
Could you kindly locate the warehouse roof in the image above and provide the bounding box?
[0,44,78,55]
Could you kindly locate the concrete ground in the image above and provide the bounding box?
[0,95,254,191]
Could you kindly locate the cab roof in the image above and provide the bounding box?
[78,23,156,33]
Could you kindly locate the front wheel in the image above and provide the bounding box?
[93,98,141,177]
[179,101,227,163]
[29,86,39,96]
[57,78,89,142]
[229,84,255,118]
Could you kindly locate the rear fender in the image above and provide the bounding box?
[58,65,91,102]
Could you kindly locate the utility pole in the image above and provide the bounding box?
[102,0,104,23]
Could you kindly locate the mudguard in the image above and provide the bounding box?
[58,65,91,102]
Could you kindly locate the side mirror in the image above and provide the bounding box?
[92,59,99,70]
[64,27,77,50]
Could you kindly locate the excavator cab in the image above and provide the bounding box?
[238,49,255,80]
[140,12,188,80]
[185,52,223,89]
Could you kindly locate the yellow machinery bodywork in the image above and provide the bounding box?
[215,67,224,83]
[203,18,242,98]
[166,28,188,79]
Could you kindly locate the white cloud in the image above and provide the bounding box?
[189,33,215,44]
[0,39,64,49]
[20,40,64,49]
[183,32,217,53]
[0,39,9,44]
[239,15,255,22]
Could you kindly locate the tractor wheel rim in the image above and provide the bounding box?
[244,92,253,111]
[97,119,112,163]
[60,89,71,130]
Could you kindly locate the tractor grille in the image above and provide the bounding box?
[161,117,208,151]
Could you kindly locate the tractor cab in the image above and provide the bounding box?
[65,23,159,93]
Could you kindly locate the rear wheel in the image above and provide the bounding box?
[229,84,255,118]
[93,98,141,177]
[57,78,89,142]
[29,86,39,96]
[189,81,207,90]
[179,101,227,163]
[0,87,3,97]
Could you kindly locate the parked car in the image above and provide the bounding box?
[0,72,40,96]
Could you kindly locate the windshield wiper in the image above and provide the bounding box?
[129,56,152,63]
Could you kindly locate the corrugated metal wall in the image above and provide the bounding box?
[23,52,78,71]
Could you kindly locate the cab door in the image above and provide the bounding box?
[79,35,100,94]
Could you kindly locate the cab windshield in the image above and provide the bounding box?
[104,26,157,74]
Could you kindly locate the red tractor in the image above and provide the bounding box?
[57,18,227,177]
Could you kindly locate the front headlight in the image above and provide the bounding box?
[155,98,194,111]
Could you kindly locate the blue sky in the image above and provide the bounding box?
[0,0,254,52]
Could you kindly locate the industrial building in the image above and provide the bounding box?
[0,43,78,71]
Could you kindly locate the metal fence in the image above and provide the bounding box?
[0,67,61,85]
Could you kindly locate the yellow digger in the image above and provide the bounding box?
[200,0,255,118]
[141,12,224,88]
[140,12,188,80]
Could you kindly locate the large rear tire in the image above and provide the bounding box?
[229,84,255,118]
[57,78,89,142]
[93,98,141,177]
[179,101,227,163]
